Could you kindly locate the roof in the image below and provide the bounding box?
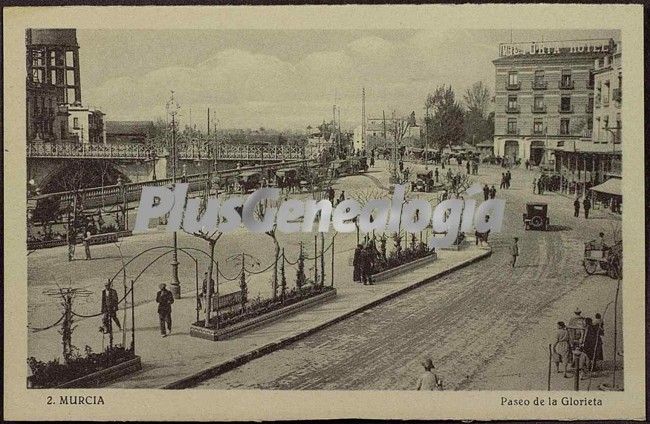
[589,177,621,196]
[105,121,155,136]
[27,29,78,47]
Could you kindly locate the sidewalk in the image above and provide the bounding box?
[28,244,490,389]
[465,271,624,391]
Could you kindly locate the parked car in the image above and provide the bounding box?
[523,202,550,230]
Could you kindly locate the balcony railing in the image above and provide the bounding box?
[532,80,547,90]
[558,105,574,113]
[506,82,521,90]
[531,105,547,114]
[559,80,575,90]
[532,129,544,135]
[506,105,520,114]
[506,128,519,135]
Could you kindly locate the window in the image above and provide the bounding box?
[595,117,600,140]
[507,118,517,134]
[587,118,593,130]
[534,95,545,110]
[603,80,610,104]
[73,117,79,129]
[615,119,621,143]
[66,70,75,85]
[508,71,518,87]
[66,50,75,67]
[31,49,44,67]
[50,50,57,66]
[66,88,76,103]
[561,69,572,86]
[560,119,570,135]
[533,119,544,134]
[32,68,43,83]
[587,96,594,113]
[534,70,546,88]
[560,96,572,112]
[507,95,518,111]
[588,70,595,88]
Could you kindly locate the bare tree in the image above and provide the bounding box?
[463,81,491,116]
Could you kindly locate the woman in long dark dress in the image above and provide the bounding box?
[582,317,603,371]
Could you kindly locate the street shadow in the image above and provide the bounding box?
[545,224,572,232]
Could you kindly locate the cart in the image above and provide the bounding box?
[583,240,622,279]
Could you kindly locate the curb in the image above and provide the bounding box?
[161,248,492,389]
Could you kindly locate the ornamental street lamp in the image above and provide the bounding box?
[167,91,182,299]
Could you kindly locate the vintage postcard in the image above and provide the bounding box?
[3,4,645,421]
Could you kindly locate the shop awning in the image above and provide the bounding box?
[589,178,621,196]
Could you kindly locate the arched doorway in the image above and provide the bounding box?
[504,140,519,162]
[529,140,545,166]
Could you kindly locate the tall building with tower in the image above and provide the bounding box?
[492,38,612,166]
[26,29,104,144]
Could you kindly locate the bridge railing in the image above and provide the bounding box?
[35,158,317,204]
[28,142,319,161]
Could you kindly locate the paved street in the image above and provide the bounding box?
[194,161,623,390]
[27,160,623,390]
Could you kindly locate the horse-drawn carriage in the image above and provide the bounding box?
[411,171,435,193]
[583,239,622,279]
[274,167,300,193]
[238,170,262,193]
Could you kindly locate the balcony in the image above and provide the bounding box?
[532,128,544,136]
[531,105,547,114]
[559,80,575,90]
[506,128,519,135]
[506,105,520,114]
[613,88,621,103]
[532,80,548,90]
[558,105,574,114]
[506,82,521,91]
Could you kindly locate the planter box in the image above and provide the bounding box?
[371,252,438,283]
[51,356,142,388]
[190,288,337,341]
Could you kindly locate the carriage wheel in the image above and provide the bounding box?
[584,260,598,275]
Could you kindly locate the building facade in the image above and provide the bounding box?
[492,39,613,166]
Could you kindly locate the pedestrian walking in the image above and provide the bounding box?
[156,283,174,337]
[552,321,571,378]
[573,197,580,217]
[337,190,346,206]
[362,243,375,285]
[370,155,375,167]
[483,184,490,201]
[489,185,496,199]
[327,187,335,205]
[352,244,363,283]
[583,196,591,219]
[466,160,471,174]
[416,358,443,390]
[568,308,586,328]
[434,168,439,183]
[583,317,604,371]
[532,178,537,194]
[510,237,519,268]
[83,230,92,260]
[101,280,121,333]
[537,177,544,195]
[525,159,530,170]
[506,170,512,189]
[500,173,506,189]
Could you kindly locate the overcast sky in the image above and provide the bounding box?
[78,29,619,131]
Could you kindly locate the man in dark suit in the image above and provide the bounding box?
[101,280,121,332]
[156,283,174,337]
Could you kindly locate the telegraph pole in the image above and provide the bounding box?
[167,91,182,299]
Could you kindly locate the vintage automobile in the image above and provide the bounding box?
[238,170,262,193]
[583,239,622,279]
[523,202,550,230]
[411,171,435,193]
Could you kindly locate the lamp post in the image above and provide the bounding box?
[424,105,430,170]
[167,91,182,299]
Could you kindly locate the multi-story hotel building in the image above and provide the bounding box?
[492,39,613,166]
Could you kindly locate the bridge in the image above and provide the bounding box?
[26,142,319,162]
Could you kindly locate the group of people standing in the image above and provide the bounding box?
[552,308,604,379]
[465,159,479,175]
[573,196,593,219]
[352,240,381,285]
[500,170,512,190]
[482,183,497,201]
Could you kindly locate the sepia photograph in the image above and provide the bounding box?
[4,4,646,421]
